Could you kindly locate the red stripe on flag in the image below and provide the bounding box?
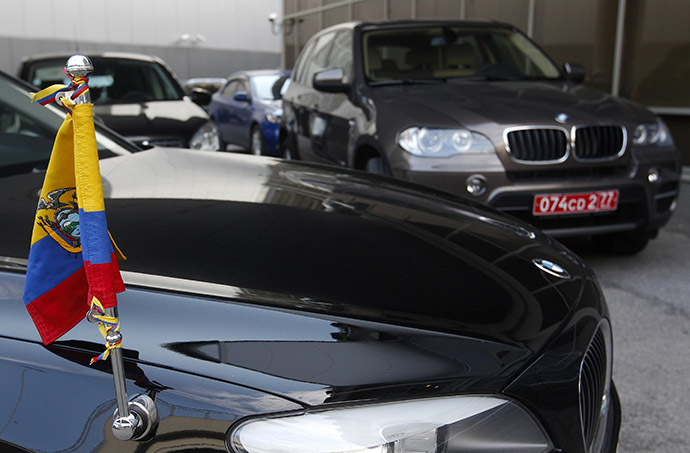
[84,253,125,309]
[26,268,90,344]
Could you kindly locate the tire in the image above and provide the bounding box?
[364,156,388,175]
[250,125,264,156]
[283,145,295,160]
[592,230,656,255]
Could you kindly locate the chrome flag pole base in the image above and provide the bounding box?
[112,394,159,441]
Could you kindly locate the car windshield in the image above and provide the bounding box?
[24,57,184,104]
[0,72,134,177]
[362,26,562,83]
[251,74,291,101]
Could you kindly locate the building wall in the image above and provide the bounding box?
[280,0,690,165]
[0,0,285,80]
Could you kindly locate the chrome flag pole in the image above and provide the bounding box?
[63,55,158,442]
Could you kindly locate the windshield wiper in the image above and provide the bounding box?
[449,75,558,82]
[369,78,446,87]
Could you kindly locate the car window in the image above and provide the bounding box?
[23,57,184,104]
[238,80,250,96]
[327,31,353,81]
[0,72,133,177]
[221,80,240,98]
[251,74,291,101]
[362,26,561,82]
[303,32,336,87]
[292,39,317,85]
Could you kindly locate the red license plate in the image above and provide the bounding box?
[533,190,619,216]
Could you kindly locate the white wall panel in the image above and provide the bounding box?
[130,0,158,44]
[21,0,56,39]
[0,0,283,78]
[0,0,282,52]
[74,0,108,43]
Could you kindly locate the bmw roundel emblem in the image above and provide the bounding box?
[555,113,569,123]
[533,258,571,279]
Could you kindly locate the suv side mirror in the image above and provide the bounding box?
[313,68,349,93]
[563,62,586,84]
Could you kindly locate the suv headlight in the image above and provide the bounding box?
[190,121,220,150]
[398,128,495,157]
[632,118,674,147]
[227,396,553,453]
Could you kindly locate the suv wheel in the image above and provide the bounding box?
[282,133,299,160]
[364,156,388,175]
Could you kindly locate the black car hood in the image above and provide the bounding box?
[94,99,208,144]
[370,80,654,128]
[1,149,589,405]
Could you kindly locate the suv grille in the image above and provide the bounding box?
[505,125,626,162]
[506,128,568,161]
[580,324,612,451]
[574,126,625,160]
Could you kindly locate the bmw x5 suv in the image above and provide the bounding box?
[281,20,682,254]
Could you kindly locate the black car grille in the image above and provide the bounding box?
[505,125,625,162]
[506,128,568,161]
[574,126,625,160]
[580,326,610,450]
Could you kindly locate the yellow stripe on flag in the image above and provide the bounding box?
[73,103,105,213]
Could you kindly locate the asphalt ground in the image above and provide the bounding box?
[562,174,690,453]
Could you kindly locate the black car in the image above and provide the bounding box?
[18,52,220,150]
[281,20,681,254]
[0,68,620,452]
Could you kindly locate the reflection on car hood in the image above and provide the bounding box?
[101,148,585,332]
[371,80,654,128]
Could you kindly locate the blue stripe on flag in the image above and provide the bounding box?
[79,209,114,264]
[23,236,83,305]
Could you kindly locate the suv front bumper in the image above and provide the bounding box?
[394,148,680,237]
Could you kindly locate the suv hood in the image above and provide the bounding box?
[370,80,655,129]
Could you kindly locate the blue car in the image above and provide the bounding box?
[209,69,291,156]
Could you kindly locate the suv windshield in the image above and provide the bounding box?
[23,57,184,104]
[363,26,561,83]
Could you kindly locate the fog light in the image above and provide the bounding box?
[648,167,660,183]
[670,198,678,212]
[466,175,487,196]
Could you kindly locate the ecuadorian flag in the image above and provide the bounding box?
[23,102,124,345]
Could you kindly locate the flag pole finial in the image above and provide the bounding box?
[64,55,93,105]
[65,54,93,78]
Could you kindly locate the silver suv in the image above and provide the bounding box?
[281,20,681,254]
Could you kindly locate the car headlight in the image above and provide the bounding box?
[266,111,282,124]
[190,121,220,150]
[632,118,674,147]
[227,396,553,453]
[398,128,495,157]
